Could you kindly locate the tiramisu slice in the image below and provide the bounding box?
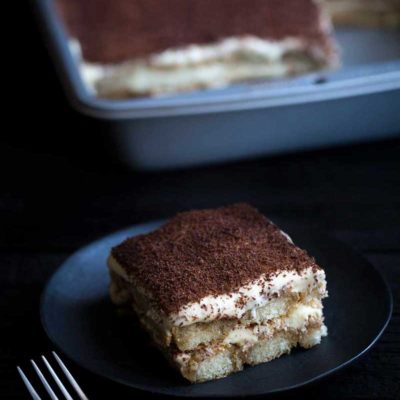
[56,0,338,98]
[108,204,328,383]
[325,0,400,28]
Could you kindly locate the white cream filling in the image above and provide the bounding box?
[98,62,299,96]
[223,302,324,346]
[96,62,295,96]
[171,267,327,326]
[70,36,322,96]
[173,306,327,370]
[285,303,323,330]
[149,37,303,67]
[224,328,259,345]
[299,324,328,348]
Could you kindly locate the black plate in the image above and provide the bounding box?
[41,221,392,397]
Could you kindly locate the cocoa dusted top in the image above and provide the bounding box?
[111,204,320,315]
[56,0,331,63]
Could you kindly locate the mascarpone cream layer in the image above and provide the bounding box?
[70,36,327,97]
[170,266,327,326]
[223,302,324,346]
[173,311,327,369]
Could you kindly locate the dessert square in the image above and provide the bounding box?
[56,0,338,98]
[108,204,328,382]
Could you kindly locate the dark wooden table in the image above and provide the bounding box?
[2,5,399,399]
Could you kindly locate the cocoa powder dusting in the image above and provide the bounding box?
[56,0,332,64]
[111,204,320,314]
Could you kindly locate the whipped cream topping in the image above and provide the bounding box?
[170,266,327,326]
[149,36,303,67]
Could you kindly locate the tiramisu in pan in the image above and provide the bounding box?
[56,0,338,98]
[108,204,328,383]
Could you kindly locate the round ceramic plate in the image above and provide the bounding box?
[41,220,392,397]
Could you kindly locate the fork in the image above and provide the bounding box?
[17,351,89,400]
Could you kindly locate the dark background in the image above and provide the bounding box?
[1,3,399,399]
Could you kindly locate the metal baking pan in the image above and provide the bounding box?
[35,0,400,169]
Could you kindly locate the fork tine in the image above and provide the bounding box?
[31,360,59,400]
[42,356,74,400]
[52,352,89,400]
[17,366,42,400]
